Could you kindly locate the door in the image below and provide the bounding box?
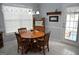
[65,13,78,41]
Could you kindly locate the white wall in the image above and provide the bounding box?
[39,3,64,41]
[39,3,79,46]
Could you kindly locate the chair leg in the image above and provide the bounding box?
[47,44,49,52]
[17,48,19,53]
[21,49,23,54]
[21,48,25,55]
[43,46,45,55]
[17,46,19,53]
[21,51,23,55]
[21,50,25,55]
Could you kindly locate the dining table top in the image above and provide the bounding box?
[20,30,45,39]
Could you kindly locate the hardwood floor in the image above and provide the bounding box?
[0,39,79,55]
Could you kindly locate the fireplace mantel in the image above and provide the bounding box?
[47,11,61,15]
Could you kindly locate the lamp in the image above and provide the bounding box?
[32,10,40,19]
[28,10,32,14]
[36,11,40,15]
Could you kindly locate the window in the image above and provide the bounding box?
[2,5,33,33]
[65,13,78,41]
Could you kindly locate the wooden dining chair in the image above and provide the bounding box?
[44,32,51,52]
[15,32,31,54]
[18,28,27,34]
[37,32,51,55]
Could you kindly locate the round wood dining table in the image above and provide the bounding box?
[19,30,45,52]
[20,30,45,39]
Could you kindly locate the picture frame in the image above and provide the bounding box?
[49,16,58,22]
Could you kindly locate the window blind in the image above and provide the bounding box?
[2,5,33,33]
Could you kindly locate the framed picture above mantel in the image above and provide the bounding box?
[49,16,58,22]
